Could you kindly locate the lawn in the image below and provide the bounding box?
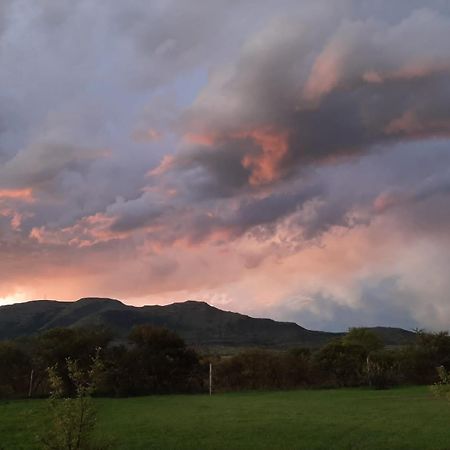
[1,386,449,450]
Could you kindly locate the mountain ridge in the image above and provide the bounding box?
[0,297,416,348]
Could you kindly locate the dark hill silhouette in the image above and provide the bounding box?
[0,297,416,348]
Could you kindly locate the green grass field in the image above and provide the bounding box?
[1,386,449,450]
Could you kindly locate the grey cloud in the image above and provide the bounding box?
[0,0,449,331]
[110,0,316,88]
[111,140,450,247]
[107,193,167,233]
[0,0,13,37]
[272,278,423,332]
[0,140,100,190]
[0,0,296,237]
[177,140,257,199]
[112,1,235,86]
[177,9,450,195]
[226,184,323,232]
[410,171,450,202]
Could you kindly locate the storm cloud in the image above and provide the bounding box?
[177,8,450,192]
[0,1,449,331]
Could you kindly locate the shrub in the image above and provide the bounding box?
[38,349,110,450]
[314,341,367,387]
[367,349,401,389]
[0,341,31,398]
[431,366,450,401]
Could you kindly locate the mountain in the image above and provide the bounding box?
[0,298,416,349]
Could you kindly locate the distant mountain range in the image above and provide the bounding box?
[0,298,416,349]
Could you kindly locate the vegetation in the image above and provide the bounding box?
[0,325,449,398]
[214,329,450,392]
[102,326,203,396]
[39,354,103,450]
[431,366,450,401]
[1,387,450,449]
[0,341,31,397]
[0,323,449,449]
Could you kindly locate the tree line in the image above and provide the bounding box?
[0,326,449,398]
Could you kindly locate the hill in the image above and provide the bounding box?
[0,297,416,349]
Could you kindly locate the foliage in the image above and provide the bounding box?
[431,366,450,401]
[31,328,112,396]
[314,341,367,387]
[215,348,314,391]
[0,327,450,397]
[215,349,285,390]
[101,326,204,396]
[38,349,109,450]
[367,349,402,389]
[0,341,31,397]
[402,331,450,384]
[342,328,384,354]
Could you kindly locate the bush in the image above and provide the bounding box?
[402,331,450,384]
[431,366,450,401]
[214,348,314,391]
[367,349,401,389]
[314,341,367,387]
[0,341,31,397]
[32,327,112,397]
[215,350,285,391]
[38,349,111,450]
[100,326,203,396]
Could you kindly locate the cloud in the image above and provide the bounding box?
[0,1,449,330]
[304,9,450,100]
[270,278,423,332]
[0,0,13,36]
[0,141,105,191]
[106,193,167,233]
[174,8,450,196]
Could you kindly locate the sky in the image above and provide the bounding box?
[0,0,449,331]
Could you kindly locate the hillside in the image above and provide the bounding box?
[0,298,416,348]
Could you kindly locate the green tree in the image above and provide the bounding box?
[126,326,201,394]
[342,328,384,354]
[404,331,450,384]
[367,349,402,389]
[32,327,112,396]
[314,341,367,387]
[215,349,286,391]
[38,349,108,450]
[0,341,31,397]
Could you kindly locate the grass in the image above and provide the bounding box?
[0,386,449,449]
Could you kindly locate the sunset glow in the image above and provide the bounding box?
[0,1,450,331]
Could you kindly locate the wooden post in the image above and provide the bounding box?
[28,369,34,398]
[209,363,212,396]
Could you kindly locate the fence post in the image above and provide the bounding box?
[28,369,34,398]
[209,363,212,396]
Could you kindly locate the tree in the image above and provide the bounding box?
[0,341,31,397]
[215,349,286,391]
[314,341,367,387]
[124,326,201,394]
[404,331,450,384]
[367,349,401,389]
[285,348,313,387]
[32,327,112,396]
[38,349,109,450]
[342,328,384,354]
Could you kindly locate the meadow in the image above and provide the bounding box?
[0,386,449,450]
